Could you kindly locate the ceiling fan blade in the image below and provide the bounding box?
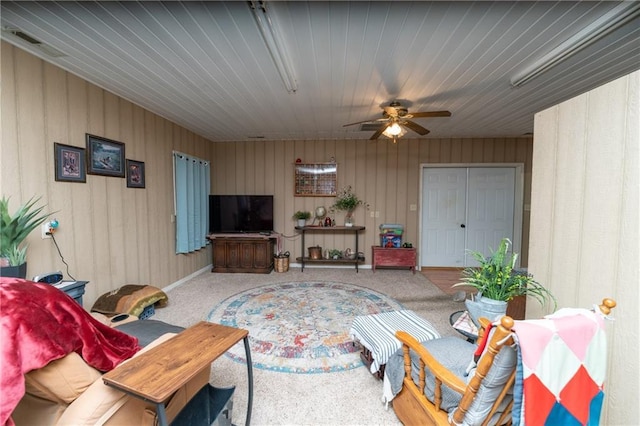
[370,122,390,140]
[343,119,375,127]
[403,120,430,135]
[410,110,452,118]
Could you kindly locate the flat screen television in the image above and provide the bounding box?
[209,195,274,233]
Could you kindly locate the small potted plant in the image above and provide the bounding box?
[330,185,369,226]
[453,238,556,325]
[0,196,52,278]
[328,249,343,260]
[293,210,312,227]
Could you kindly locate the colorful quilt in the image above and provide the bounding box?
[512,308,608,426]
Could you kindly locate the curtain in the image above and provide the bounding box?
[173,152,210,254]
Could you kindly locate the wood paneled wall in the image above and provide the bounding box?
[1,42,214,306]
[2,42,534,307]
[211,136,533,263]
[529,71,639,425]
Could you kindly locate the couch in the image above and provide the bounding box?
[0,278,209,426]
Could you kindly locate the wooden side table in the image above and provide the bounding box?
[103,321,253,426]
[371,246,417,273]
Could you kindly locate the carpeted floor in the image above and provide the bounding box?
[152,267,466,425]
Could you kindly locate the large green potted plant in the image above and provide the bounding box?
[454,238,556,325]
[0,196,52,278]
[329,185,368,226]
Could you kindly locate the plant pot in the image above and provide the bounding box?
[345,212,354,227]
[297,219,307,227]
[465,295,507,327]
[0,262,27,279]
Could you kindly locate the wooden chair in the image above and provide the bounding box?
[390,298,616,426]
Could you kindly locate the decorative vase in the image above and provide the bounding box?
[345,211,354,227]
[465,294,508,327]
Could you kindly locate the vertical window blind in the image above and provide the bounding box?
[173,152,210,254]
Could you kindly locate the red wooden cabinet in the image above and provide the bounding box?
[371,246,416,274]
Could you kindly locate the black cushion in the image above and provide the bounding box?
[115,319,184,347]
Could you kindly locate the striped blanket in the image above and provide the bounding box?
[349,310,440,374]
[512,308,608,425]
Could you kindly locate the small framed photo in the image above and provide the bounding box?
[54,143,86,183]
[126,159,145,188]
[86,134,125,177]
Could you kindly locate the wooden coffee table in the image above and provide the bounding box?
[103,321,253,426]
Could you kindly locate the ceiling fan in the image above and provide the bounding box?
[343,101,451,142]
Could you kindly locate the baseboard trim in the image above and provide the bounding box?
[163,265,211,292]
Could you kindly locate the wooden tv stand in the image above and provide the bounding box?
[207,234,275,273]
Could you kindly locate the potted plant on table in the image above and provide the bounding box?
[1,196,52,278]
[453,237,556,325]
[330,185,369,227]
[293,210,312,227]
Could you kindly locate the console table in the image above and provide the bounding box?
[371,246,417,274]
[103,321,253,426]
[295,226,365,272]
[208,234,275,273]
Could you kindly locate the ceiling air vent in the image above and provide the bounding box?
[2,27,67,57]
[360,123,384,132]
[11,30,41,44]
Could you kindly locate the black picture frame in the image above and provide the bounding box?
[86,134,126,177]
[54,143,86,183]
[126,159,145,188]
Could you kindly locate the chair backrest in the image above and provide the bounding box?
[451,316,516,425]
[395,298,616,426]
[395,316,516,426]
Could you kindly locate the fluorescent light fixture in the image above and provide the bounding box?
[250,1,297,93]
[510,2,640,87]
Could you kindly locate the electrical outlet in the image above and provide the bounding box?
[370,211,375,218]
[41,223,52,239]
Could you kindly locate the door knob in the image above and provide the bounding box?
[460,224,466,228]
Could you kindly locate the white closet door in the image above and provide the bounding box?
[421,168,467,266]
[465,168,515,266]
[421,166,517,267]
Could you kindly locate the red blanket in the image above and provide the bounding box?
[0,278,141,426]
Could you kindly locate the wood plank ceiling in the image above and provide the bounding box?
[1,1,639,142]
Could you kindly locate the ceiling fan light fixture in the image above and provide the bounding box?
[383,122,406,139]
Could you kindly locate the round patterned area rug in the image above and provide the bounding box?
[207,281,404,374]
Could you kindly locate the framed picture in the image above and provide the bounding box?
[54,143,86,183]
[86,134,126,177]
[126,159,145,188]
[294,162,337,196]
